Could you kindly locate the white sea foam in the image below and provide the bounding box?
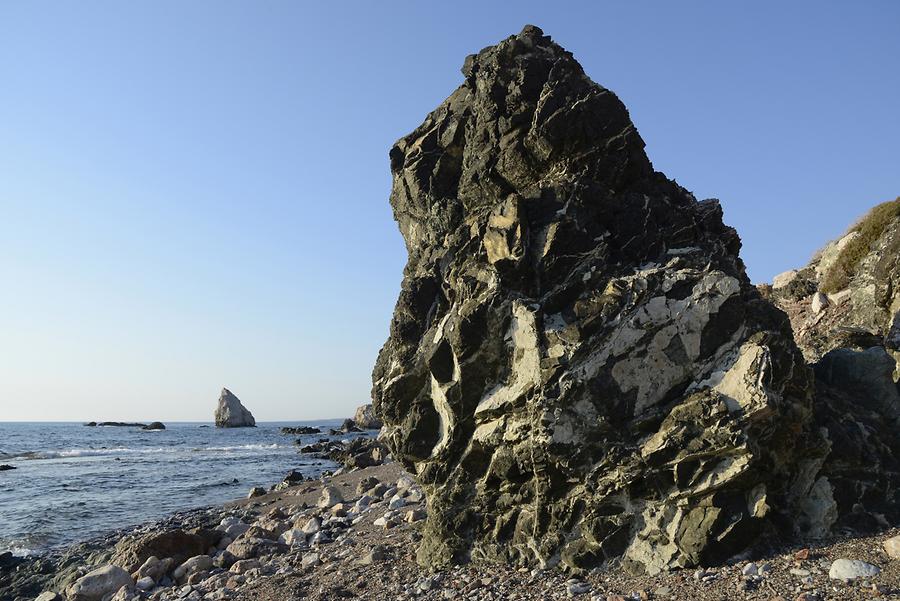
[9,443,286,461]
[193,444,283,452]
[0,543,38,557]
[14,447,169,460]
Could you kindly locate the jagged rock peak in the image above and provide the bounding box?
[374,27,819,574]
[388,24,665,261]
[214,388,256,428]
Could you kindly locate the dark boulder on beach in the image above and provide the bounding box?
[328,419,362,435]
[763,199,900,534]
[112,529,210,574]
[247,487,267,499]
[282,469,306,484]
[372,25,835,573]
[327,437,389,469]
[0,551,25,570]
[298,440,344,454]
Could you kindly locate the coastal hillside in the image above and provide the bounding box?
[763,197,900,365]
[762,198,900,538]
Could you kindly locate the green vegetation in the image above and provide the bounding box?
[820,197,900,293]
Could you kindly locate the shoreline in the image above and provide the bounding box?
[2,459,900,600]
[0,420,373,559]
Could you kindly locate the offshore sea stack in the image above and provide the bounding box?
[373,26,827,574]
[214,388,256,428]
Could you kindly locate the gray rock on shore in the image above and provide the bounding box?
[828,558,881,581]
[65,564,133,601]
[353,403,383,429]
[214,388,256,428]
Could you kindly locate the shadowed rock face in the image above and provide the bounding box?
[372,25,819,574]
[765,200,900,535]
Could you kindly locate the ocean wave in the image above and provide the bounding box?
[1,544,38,558]
[8,447,170,460]
[191,444,284,452]
[4,443,287,461]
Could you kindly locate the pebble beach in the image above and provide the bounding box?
[5,455,900,601]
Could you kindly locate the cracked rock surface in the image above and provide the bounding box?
[372,25,823,574]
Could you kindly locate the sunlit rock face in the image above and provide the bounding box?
[767,198,900,365]
[372,25,818,574]
[214,388,256,428]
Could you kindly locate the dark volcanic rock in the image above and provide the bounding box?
[298,439,339,454]
[328,419,363,435]
[372,25,821,573]
[142,422,166,431]
[764,198,900,535]
[281,469,307,485]
[341,419,362,433]
[0,465,15,471]
[112,529,210,573]
[0,551,24,570]
[329,437,389,469]
[280,426,321,435]
[811,347,900,533]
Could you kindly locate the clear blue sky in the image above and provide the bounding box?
[1,2,897,421]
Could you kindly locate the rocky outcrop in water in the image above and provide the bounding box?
[329,419,362,435]
[214,388,256,428]
[281,426,321,435]
[372,25,826,574]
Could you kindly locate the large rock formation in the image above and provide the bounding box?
[765,198,900,533]
[372,26,823,574]
[214,388,256,428]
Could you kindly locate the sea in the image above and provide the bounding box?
[0,420,358,558]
